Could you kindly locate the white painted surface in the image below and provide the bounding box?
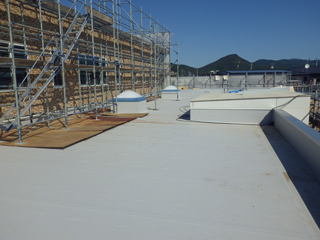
[117,101,147,113]
[191,109,272,125]
[191,98,276,109]
[282,97,311,124]
[161,91,180,100]
[0,90,319,240]
[162,85,180,99]
[274,109,320,182]
[191,91,306,102]
[243,86,294,94]
[190,92,310,124]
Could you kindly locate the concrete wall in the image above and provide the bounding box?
[273,109,320,182]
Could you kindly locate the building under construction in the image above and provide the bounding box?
[0,0,171,140]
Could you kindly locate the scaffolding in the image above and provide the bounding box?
[0,0,171,142]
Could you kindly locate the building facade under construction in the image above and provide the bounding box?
[0,0,171,139]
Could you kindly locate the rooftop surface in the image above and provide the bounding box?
[1,90,320,239]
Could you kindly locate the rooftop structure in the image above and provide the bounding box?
[291,66,320,84]
[190,91,310,125]
[1,89,320,239]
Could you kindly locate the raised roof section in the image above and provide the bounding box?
[190,91,307,102]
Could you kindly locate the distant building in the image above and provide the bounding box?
[291,66,320,85]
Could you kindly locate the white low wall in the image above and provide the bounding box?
[273,109,320,182]
[117,101,147,113]
[191,109,272,125]
[190,93,310,125]
[161,91,180,100]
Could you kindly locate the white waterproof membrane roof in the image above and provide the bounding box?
[0,89,320,240]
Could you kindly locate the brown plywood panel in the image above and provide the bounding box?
[68,119,124,131]
[0,57,43,67]
[101,113,149,118]
[87,7,113,25]
[88,115,137,122]
[4,129,102,148]
[42,1,74,15]
[0,114,133,148]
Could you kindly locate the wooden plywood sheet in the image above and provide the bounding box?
[0,115,133,149]
[68,119,126,131]
[101,113,149,118]
[87,7,113,25]
[0,57,43,67]
[42,1,74,14]
[2,130,102,149]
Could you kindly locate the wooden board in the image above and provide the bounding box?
[42,1,74,15]
[0,57,43,68]
[0,114,133,149]
[101,113,149,118]
[2,130,102,149]
[87,7,113,25]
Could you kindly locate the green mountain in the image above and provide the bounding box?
[198,54,262,75]
[172,54,263,76]
[171,54,320,76]
[171,64,197,76]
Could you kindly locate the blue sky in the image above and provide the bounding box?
[133,0,320,68]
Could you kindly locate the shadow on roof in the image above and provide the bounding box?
[261,125,320,228]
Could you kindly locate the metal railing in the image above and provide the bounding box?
[294,84,320,131]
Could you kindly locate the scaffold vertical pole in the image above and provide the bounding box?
[245,72,248,90]
[130,0,134,92]
[20,2,34,125]
[57,0,68,128]
[113,0,118,112]
[176,41,179,100]
[90,0,98,120]
[154,30,157,109]
[140,6,144,95]
[76,0,83,117]
[6,0,22,142]
[149,13,152,97]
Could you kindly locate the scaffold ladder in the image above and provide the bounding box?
[1,13,90,132]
